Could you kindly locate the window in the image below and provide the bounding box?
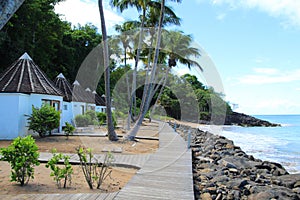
[64,105,68,110]
[42,99,60,111]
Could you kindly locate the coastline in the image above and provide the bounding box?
[170,121,300,199]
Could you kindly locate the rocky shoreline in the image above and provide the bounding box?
[225,112,280,127]
[171,122,300,200]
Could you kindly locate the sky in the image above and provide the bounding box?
[54,0,300,115]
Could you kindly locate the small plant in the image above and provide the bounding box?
[46,149,73,188]
[76,146,114,189]
[63,122,75,140]
[0,136,40,186]
[27,104,60,137]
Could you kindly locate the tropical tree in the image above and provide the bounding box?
[98,0,118,141]
[150,30,202,116]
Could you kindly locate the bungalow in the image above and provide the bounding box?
[54,73,106,126]
[0,53,63,139]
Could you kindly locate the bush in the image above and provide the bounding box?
[0,136,40,186]
[27,104,60,137]
[96,112,117,127]
[46,149,73,188]
[63,122,75,140]
[76,146,114,189]
[75,114,91,127]
[85,110,97,122]
[97,112,106,125]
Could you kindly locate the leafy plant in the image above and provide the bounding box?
[76,146,114,189]
[0,136,40,186]
[46,149,73,188]
[85,110,98,122]
[75,114,91,127]
[97,112,106,125]
[27,104,60,137]
[63,122,75,140]
[96,112,117,127]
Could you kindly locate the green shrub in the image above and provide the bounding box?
[75,114,91,127]
[27,104,60,137]
[63,122,75,140]
[96,112,117,127]
[85,110,97,122]
[46,149,73,188]
[97,112,106,125]
[0,136,40,186]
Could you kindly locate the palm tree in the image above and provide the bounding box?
[98,0,118,141]
[114,21,139,129]
[111,0,152,119]
[150,30,202,117]
[125,0,166,140]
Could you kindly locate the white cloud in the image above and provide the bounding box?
[216,13,227,20]
[253,67,278,75]
[54,0,124,32]
[238,67,300,84]
[207,0,300,28]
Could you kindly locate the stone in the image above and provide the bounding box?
[200,193,212,200]
[221,159,237,169]
[294,181,300,188]
[229,168,239,173]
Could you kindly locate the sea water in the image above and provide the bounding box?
[219,115,300,174]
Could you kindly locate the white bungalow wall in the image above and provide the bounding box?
[96,105,106,113]
[0,93,29,139]
[65,102,97,126]
[0,93,63,139]
[61,101,73,126]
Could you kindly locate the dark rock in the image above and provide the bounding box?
[224,112,280,127]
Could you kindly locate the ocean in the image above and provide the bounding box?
[219,115,300,174]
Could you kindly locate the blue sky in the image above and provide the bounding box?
[55,0,300,115]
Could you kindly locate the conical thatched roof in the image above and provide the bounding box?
[0,53,63,96]
[54,73,73,102]
[93,91,106,106]
[54,73,98,104]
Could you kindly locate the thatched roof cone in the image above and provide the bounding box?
[0,52,63,96]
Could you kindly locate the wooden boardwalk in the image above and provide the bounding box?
[0,122,194,199]
[115,122,194,200]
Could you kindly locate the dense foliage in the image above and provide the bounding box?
[0,0,101,81]
[1,0,233,124]
[27,104,61,137]
[0,136,40,186]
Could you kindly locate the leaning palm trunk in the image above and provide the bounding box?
[125,0,165,140]
[130,8,147,119]
[98,0,118,141]
[150,66,170,118]
[124,47,131,130]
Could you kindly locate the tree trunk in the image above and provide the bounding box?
[124,46,131,130]
[150,66,170,117]
[98,0,118,141]
[125,0,165,140]
[130,8,146,119]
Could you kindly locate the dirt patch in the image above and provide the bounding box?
[0,136,157,154]
[0,161,136,195]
